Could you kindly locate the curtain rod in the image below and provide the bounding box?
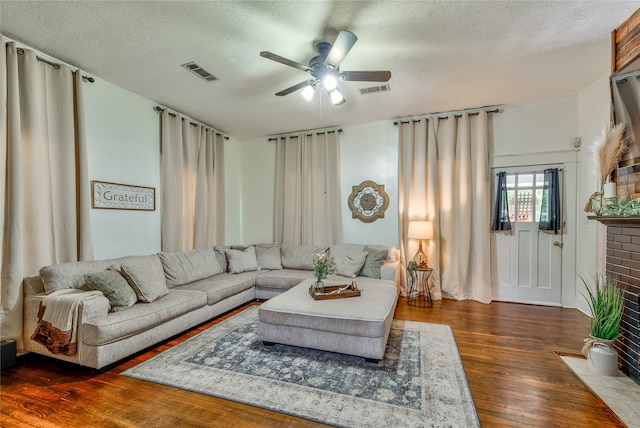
[15,47,94,82]
[393,108,500,125]
[153,106,229,140]
[267,128,342,141]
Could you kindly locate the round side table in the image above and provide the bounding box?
[407,268,433,308]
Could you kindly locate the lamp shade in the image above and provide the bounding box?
[407,220,433,240]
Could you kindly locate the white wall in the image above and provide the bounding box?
[576,72,611,314]
[83,79,161,259]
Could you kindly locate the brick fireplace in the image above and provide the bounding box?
[604,219,640,383]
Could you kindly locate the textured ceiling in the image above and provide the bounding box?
[1,1,639,139]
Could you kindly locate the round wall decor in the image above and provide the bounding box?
[348,180,389,223]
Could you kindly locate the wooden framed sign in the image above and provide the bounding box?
[91,180,155,211]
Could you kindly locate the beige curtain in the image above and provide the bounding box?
[274,131,342,246]
[160,110,225,251]
[398,111,492,303]
[1,40,93,347]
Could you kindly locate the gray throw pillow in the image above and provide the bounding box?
[225,246,259,274]
[330,245,368,278]
[120,255,169,303]
[255,245,282,270]
[84,265,137,312]
[213,246,228,272]
[361,246,389,279]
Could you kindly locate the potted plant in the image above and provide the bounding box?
[312,253,336,295]
[579,275,624,375]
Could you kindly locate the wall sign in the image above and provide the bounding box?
[92,180,155,211]
[348,180,389,223]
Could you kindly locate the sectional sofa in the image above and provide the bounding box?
[23,243,399,369]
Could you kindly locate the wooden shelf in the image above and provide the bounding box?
[587,215,640,226]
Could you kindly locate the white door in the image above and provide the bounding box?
[491,166,564,306]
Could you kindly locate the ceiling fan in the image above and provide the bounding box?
[260,30,391,106]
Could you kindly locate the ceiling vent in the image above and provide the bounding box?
[181,62,218,82]
[359,84,390,95]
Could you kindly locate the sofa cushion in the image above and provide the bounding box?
[361,246,389,279]
[120,255,169,303]
[281,245,328,270]
[367,245,397,262]
[158,247,223,288]
[255,245,282,270]
[84,265,137,312]
[40,259,119,294]
[82,289,206,346]
[225,246,259,274]
[330,245,367,278]
[176,272,256,306]
[254,269,313,290]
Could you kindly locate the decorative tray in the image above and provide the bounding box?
[309,282,361,300]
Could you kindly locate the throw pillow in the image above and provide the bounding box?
[330,245,368,278]
[361,246,389,279]
[84,265,137,312]
[158,247,223,287]
[120,255,169,303]
[213,246,228,272]
[255,245,282,270]
[225,246,259,274]
[281,245,328,270]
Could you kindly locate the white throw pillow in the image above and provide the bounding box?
[330,245,368,278]
[120,255,169,303]
[225,246,259,274]
[255,245,282,270]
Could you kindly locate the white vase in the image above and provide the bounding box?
[587,336,618,376]
[603,182,617,199]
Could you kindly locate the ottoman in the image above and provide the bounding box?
[257,277,399,362]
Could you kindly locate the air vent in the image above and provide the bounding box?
[181,62,218,82]
[359,84,390,95]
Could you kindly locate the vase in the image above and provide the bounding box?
[587,335,618,376]
[313,279,324,295]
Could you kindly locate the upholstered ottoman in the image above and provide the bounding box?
[257,278,399,362]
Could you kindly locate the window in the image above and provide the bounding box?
[506,173,545,223]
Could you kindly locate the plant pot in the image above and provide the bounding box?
[587,336,618,376]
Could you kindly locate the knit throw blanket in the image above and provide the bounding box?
[31,289,103,356]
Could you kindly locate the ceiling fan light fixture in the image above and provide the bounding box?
[301,84,315,101]
[329,88,345,106]
[322,74,337,91]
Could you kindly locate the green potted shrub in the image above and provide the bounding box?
[579,276,624,375]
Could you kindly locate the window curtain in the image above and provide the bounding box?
[398,112,492,303]
[1,40,93,347]
[274,131,342,246]
[491,171,512,231]
[539,168,561,233]
[160,110,225,251]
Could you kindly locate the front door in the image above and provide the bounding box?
[491,166,564,306]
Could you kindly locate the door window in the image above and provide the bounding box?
[506,173,545,223]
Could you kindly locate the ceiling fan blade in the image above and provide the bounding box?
[325,30,358,69]
[340,70,392,82]
[260,51,312,73]
[275,79,316,96]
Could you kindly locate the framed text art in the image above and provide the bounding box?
[348,180,389,223]
[91,180,156,211]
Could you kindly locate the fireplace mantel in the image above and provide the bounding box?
[587,215,640,226]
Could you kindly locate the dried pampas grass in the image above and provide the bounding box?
[593,123,629,184]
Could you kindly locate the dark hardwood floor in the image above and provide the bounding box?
[1,298,625,427]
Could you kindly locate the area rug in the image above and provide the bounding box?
[122,307,479,427]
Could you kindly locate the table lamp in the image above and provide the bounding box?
[408,220,433,269]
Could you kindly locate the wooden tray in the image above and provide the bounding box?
[309,283,361,300]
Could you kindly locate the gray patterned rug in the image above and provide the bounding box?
[122,306,479,427]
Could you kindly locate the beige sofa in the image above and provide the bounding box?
[23,243,399,369]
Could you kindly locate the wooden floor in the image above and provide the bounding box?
[1,298,625,427]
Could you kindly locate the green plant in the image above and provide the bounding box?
[313,253,336,282]
[579,276,624,340]
[407,260,418,273]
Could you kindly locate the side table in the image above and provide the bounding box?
[407,268,433,308]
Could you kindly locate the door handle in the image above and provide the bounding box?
[553,241,563,248]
